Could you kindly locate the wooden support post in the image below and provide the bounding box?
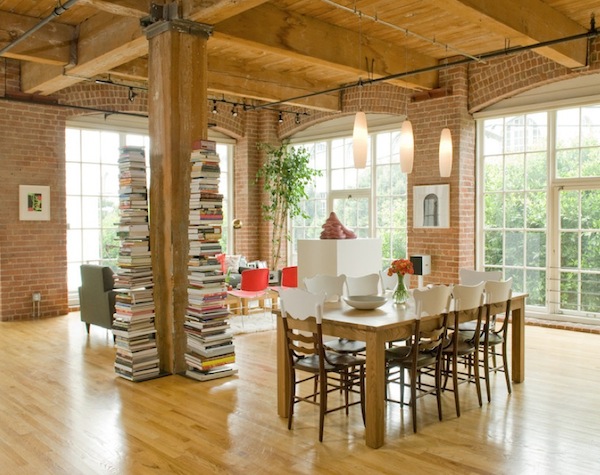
[145,18,212,374]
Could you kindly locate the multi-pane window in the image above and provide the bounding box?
[481,113,548,308]
[480,104,600,322]
[291,128,407,270]
[66,125,233,305]
[66,128,149,304]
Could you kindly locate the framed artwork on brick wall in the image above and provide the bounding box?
[413,184,449,228]
[19,185,50,221]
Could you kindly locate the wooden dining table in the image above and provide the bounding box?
[276,292,528,449]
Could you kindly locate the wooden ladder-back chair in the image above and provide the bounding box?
[458,269,501,332]
[279,288,365,442]
[442,281,485,417]
[305,274,366,355]
[481,278,513,402]
[385,285,451,433]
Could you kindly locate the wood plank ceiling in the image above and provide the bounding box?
[0,0,597,112]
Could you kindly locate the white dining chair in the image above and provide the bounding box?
[304,274,346,302]
[442,281,486,417]
[385,284,452,432]
[304,274,365,355]
[279,287,365,442]
[345,273,380,296]
[458,269,502,332]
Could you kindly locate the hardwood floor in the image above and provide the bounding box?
[1,312,600,474]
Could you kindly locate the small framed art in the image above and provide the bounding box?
[19,185,51,221]
[413,184,449,228]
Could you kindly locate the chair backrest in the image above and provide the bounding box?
[345,273,380,296]
[484,278,513,333]
[280,287,325,323]
[280,266,298,288]
[80,264,114,292]
[450,282,486,344]
[452,282,485,312]
[304,274,346,302]
[279,288,326,360]
[484,278,513,305]
[240,268,270,291]
[459,268,502,285]
[413,285,452,317]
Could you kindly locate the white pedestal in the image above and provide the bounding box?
[297,238,382,287]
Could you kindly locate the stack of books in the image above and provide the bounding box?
[185,139,236,381]
[113,145,160,382]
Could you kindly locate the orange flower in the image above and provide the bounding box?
[387,258,414,276]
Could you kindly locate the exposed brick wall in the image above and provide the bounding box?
[4,41,600,319]
[1,61,68,320]
[469,38,600,113]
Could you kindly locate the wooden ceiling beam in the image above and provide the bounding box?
[76,0,147,18]
[445,0,588,68]
[0,10,74,65]
[213,3,438,90]
[22,13,147,94]
[184,0,270,24]
[107,54,341,111]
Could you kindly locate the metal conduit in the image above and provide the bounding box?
[0,0,81,57]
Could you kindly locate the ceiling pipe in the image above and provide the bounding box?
[251,27,600,111]
[0,0,81,57]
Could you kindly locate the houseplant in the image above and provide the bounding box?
[256,141,321,270]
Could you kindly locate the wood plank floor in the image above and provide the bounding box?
[1,312,600,474]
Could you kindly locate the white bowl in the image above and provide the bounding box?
[343,295,387,310]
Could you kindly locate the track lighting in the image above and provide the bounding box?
[231,104,238,117]
[295,113,301,125]
[212,100,218,114]
[278,111,283,123]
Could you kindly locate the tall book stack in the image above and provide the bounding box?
[112,145,160,382]
[185,139,237,381]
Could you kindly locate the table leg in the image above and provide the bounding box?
[276,315,290,417]
[511,304,525,383]
[365,331,385,449]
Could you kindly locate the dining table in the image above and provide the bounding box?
[276,291,528,449]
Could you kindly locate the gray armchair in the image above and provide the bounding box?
[79,265,117,333]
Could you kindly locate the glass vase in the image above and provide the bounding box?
[393,273,410,305]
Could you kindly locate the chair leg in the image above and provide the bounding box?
[435,362,443,422]
[452,356,460,418]
[473,351,483,407]
[288,373,296,431]
[502,340,512,394]
[411,372,418,433]
[319,372,327,442]
[483,345,492,403]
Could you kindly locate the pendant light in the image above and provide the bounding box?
[399,119,414,173]
[439,127,453,177]
[353,110,368,168]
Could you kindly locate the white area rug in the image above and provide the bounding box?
[229,312,276,335]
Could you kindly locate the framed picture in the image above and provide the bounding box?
[19,185,51,221]
[413,184,449,228]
